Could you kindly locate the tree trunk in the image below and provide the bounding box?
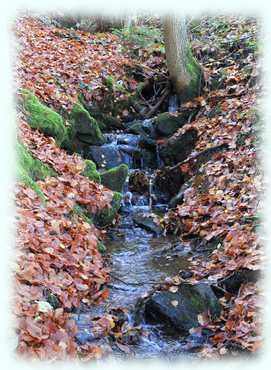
[163,15,203,100]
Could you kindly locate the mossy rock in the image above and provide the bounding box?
[70,102,105,145]
[144,283,221,334]
[94,192,122,227]
[81,159,101,183]
[78,94,124,131]
[21,89,68,145]
[154,112,186,137]
[100,164,128,192]
[127,122,147,135]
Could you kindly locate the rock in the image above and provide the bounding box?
[94,192,122,227]
[159,128,198,166]
[171,244,192,256]
[140,149,158,169]
[155,143,229,197]
[217,268,260,294]
[126,122,156,149]
[154,112,187,137]
[21,89,68,146]
[154,166,185,199]
[126,122,150,136]
[70,102,105,145]
[88,144,123,169]
[81,159,101,183]
[132,212,162,235]
[179,270,193,279]
[144,283,221,334]
[100,164,128,192]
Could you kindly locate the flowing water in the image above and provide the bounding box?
[75,121,201,358]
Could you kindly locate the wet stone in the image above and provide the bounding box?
[144,283,221,334]
[132,212,163,235]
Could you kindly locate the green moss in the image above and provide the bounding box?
[100,164,128,192]
[97,241,107,253]
[183,49,202,100]
[70,102,105,145]
[127,122,145,135]
[72,203,93,224]
[21,89,68,145]
[17,143,57,181]
[17,167,47,204]
[81,159,101,183]
[16,143,57,204]
[78,94,121,131]
[94,192,122,227]
[155,113,182,137]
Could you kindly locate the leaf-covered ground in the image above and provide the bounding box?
[163,15,264,357]
[13,14,264,360]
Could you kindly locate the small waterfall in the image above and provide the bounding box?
[168,95,178,113]
[149,174,154,210]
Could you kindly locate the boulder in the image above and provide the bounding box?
[154,112,186,137]
[217,268,260,294]
[159,128,198,166]
[100,164,128,192]
[70,103,105,145]
[132,212,162,235]
[144,283,221,334]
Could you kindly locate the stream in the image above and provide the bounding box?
[74,112,204,359]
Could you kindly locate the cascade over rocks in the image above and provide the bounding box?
[88,145,124,169]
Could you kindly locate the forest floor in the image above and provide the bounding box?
[13,14,264,360]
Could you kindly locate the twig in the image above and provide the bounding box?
[109,272,159,286]
[144,87,169,119]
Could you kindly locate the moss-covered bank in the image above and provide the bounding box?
[21,89,68,146]
[81,159,101,183]
[17,142,57,202]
